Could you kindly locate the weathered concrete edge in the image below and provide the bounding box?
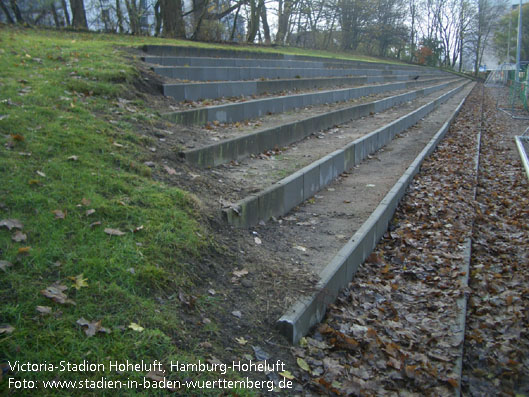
[141,45,440,73]
[183,79,463,167]
[222,81,469,228]
[163,77,454,125]
[515,136,529,182]
[454,109,481,396]
[163,74,445,102]
[276,82,474,344]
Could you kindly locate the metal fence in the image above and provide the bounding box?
[485,63,529,119]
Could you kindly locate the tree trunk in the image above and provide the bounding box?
[191,0,208,40]
[276,0,295,44]
[124,0,139,34]
[153,0,161,36]
[260,0,271,45]
[116,0,124,33]
[230,4,241,41]
[246,0,261,43]
[69,0,88,29]
[1,0,15,23]
[9,0,24,23]
[161,0,185,38]
[50,2,62,27]
[61,0,70,26]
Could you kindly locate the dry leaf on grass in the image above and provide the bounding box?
[0,324,15,334]
[0,260,13,271]
[52,210,65,219]
[128,322,144,332]
[40,283,75,305]
[77,318,110,337]
[36,306,52,314]
[12,231,27,242]
[0,219,23,230]
[104,228,125,236]
[68,274,88,290]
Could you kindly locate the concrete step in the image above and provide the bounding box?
[163,77,455,125]
[141,44,440,73]
[152,65,430,81]
[143,55,442,72]
[163,73,446,102]
[276,82,475,343]
[179,79,465,167]
[221,81,471,229]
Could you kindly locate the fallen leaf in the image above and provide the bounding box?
[0,219,23,230]
[235,337,248,345]
[36,170,46,178]
[233,268,249,278]
[0,324,15,334]
[67,155,78,161]
[12,231,27,242]
[297,357,311,373]
[52,210,65,219]
[89,221,101,228]
[104,228,125,236]
[81,198,91,206]
[68,274,88,290]
[252,345,270,361]
[77,318,110,337]
[0,260,13,271]
[11,134,24,142]
[113,142,124,148]
[41,283,75,305]
[232,310,242,318]
[18,246,31,254]
[36,306,52,314]
[163,165,177,175]
[146,370,165,382]
[128,322,144,332]
[279,371,295,380]
[85,209,96,216]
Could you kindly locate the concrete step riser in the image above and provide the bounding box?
[153,66,423,81]
[142,45,440,72]
[144,56,443,72]
[164,77,455,125]
[276,83,473,343]
[222,82,470,229]
[164,74,445,102]
[180,79,463,167]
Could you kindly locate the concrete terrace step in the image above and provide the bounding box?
[221,81,472,229]
[179,78,465,167]
[163,76,455,125]
[142,55,443,72]
[163,73,446,102]
[141,44,440,73]
[276,83,475,344]
[152,65,428,81]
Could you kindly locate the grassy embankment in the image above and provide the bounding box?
[0,26,408,395]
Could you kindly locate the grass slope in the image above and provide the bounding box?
[0,27,256,396]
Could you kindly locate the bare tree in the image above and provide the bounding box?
[69,0,87,28]
[161,0,185,37]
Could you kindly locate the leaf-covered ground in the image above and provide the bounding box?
[462,88,529,396]
[293,85,528,396]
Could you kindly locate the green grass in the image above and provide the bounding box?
[0,27,258,396]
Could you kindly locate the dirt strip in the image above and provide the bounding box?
[461,88,529,396]
[288,85,485,396]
